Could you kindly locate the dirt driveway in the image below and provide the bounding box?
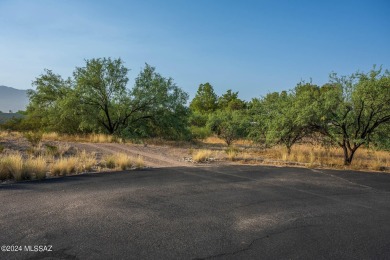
[72,142,192,168]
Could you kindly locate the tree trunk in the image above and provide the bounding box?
[342,144,357,166]
[287,145,292,155]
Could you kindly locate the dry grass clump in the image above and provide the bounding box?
[103,153,144,170]
[0,147,144,182]
[24,156,47,180]
[0,153,24,181]
[134,155,145,168]
[78,150,97,172]
[89,133,114,143]
[50,150,97,176]
[116,153,132,170]
[225,147,239,161]
[0,153,47,181]
[192,149,214,163]
[203,136,253,146]
[42,132,123,143]
[50,157,79,176]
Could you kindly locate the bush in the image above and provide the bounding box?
[190,126,211,140]
[24,131,43,147]
[44,144,59,156]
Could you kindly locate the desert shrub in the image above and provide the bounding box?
[44,144,59,156]
[24,131,43,147]
[190,126,212,140]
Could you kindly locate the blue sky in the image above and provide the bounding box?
[0,0,389,101]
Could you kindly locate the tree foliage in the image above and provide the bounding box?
[123,64,190,140]
[23,59,190,139]
[207,110,249,146]
[309,68,390,164]
[250,89,310,154]
[74,57,131,134]
[17,59,390,166]
[217,89,246,110]
[189,83,218,114]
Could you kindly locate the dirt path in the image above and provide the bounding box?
[72,142,191,168]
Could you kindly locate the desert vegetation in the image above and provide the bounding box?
[0,59,389,182]
[0,132,144,182]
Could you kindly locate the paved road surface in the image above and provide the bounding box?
[1,165,390,259]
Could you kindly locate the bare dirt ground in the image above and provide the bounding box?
[72,142,193,168]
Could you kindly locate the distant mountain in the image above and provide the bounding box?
[0,85,29,112]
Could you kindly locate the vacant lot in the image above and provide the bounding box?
[1,165,389,259]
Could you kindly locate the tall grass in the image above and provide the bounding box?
[0,153,24,180]
[50,150,97,176]
[192,149,214,163]
[24,156,47,180]
[0,148,142,182]
[78,150,97,172]
[103,153,144,170]
[51,157,78,176]
[0,153,47,181]
[203,136,253,146]
[225,147,239,161]
[42,132,121,143]
[246,144,390,171]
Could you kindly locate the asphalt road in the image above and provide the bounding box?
[1,165,390,259]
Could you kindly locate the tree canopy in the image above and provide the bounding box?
[23,59,190,139]
[10,59,390,166]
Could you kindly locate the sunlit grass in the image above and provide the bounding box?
[202,136,253,146]
[240,144,390,171]
[42,132,123,143]
[50,157,79,176]
[192,149,214,163]
[0,153,24,181]
[103,153,145,169]
[24,156,47,180]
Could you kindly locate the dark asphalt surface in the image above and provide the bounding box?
[1,165,390,259]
